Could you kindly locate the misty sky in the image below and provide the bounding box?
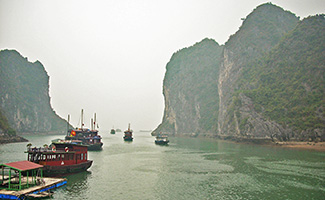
[0,0,324,132]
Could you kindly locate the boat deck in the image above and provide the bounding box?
[0,177,67,199]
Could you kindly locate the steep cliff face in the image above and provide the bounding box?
[153,38,223,136]
[0,49,68,134]
[217,3,299,139]
[155,3,324,142]
[234,15,325,141]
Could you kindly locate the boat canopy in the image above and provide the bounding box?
[0,161,43,191]
[1,161,43,171]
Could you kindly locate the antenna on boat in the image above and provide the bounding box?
[81,109,84,130]
[128,123,130,131]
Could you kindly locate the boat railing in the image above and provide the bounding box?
[27,147,51,152]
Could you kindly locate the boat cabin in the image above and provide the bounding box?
[66,129,102,146]
[26,140,89,167]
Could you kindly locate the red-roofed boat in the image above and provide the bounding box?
[25,139,92,176]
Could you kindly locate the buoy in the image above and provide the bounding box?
[65,147,69,152]
[52,146,56,152]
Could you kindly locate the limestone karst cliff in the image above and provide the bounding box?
[154,3,325,142]
[217,3,299,139]
[0,49,69,135]
[153,38,223,136]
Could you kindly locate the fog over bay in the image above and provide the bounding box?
[0,0,324,131]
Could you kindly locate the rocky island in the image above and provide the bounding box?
[153,3,324,149]
[0,49,70,143]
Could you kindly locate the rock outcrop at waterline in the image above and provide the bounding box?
[0,109,27,143]
[0,49,70,138]
[153,3,325,142]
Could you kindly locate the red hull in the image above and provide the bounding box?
[42,160,93,176]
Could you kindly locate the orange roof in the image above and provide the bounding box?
[2,160,43,171]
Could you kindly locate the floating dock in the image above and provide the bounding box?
[1,160,67,199]
[0,177,67,199]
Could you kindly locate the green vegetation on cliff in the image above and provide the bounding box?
[218,3,300,138]
[240,15,325,134]
[0,109,16,136]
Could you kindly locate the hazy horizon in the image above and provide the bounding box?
[1,0,324,132]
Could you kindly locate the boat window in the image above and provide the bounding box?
[62,154,65,160]
[81,153,83,160]
[85,153,87,159]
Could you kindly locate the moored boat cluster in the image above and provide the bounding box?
[0,110,170,199]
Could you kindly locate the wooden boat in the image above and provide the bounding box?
[66,128,103,151]
[25,140,93,176]
[65,110,103,151]
[155,133,169,145]
[123,124,133,141]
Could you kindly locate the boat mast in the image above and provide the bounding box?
[67,114,70,136]
[91,118,94,130]
[81,109,84,129]
[94,113,97,130]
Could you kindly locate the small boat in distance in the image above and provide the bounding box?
[155,133,169,145]
[110,128,116,134]
[25,139,93,176]
[123,124,133,141]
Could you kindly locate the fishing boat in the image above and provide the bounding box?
[25,139,93,176]
[110,128,116,134]
[65,110,103,151]
[123,124,133,141]
[155,133,169,145]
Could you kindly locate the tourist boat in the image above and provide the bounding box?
[65,110,103,151]
[25,139,93,176]
[66,128,103,151]
[155,133,169,145]
[123,124,133,141]
[110,128,116,134]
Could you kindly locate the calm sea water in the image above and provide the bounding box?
[0,132,324,200]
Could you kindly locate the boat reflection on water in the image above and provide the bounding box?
[56,171,91,198]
